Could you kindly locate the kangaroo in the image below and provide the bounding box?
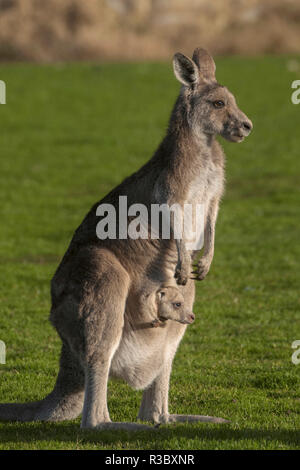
[0,48,252,430]
[146,286,195,328]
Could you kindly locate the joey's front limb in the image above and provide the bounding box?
[174,239,191,285]
[151,319,166,328]
[192,198,219,281]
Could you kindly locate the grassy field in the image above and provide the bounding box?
[0,57,299,450]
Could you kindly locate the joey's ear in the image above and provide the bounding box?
[173,53,199,87]
[157,289,166,300]
[192,47,216,82]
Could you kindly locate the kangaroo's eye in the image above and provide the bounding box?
[174,302,182,308]
[213,100,225,108]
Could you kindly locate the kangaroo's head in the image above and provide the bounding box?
[173,47,252,143]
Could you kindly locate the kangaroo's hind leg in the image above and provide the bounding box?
[36,342,85,421]
[60,247,151,431]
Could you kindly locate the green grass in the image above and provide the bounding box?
[0,57,299,450]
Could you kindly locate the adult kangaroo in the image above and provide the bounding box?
[0,48,252,430]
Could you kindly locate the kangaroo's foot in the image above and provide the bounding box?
[157,413,229,424]
[138,361,229,426]
[81,421,153,431]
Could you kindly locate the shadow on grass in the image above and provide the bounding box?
[0,422,299,448]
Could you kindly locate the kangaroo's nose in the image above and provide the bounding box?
[242,120,252,135]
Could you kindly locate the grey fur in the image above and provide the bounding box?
[0,48,251,430]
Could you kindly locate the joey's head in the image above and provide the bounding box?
[173,47,252,143]
[156,287,195,325]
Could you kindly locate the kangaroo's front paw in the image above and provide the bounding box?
[193,258,211,281]
[175,259,191,286]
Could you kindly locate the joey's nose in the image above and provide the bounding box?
[188,313,195,323]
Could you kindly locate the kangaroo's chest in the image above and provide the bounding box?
[185,160,223,207]
[182,160,223,251]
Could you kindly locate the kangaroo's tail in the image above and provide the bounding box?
[0,344,85,422]
[0,391,83,422]
[0,400,49,422]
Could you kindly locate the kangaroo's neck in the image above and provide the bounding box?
[155,95,214,167]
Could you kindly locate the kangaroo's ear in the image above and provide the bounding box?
[173,53,199,87]
[192,47,216,82]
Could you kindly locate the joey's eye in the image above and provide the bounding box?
[174,302,182,308]
[213,100,225,108]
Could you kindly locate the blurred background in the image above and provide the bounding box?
[1,0,300,62]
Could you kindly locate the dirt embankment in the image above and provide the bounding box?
[0,0,300,62]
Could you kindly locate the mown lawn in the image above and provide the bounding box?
[0,57,299,450]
